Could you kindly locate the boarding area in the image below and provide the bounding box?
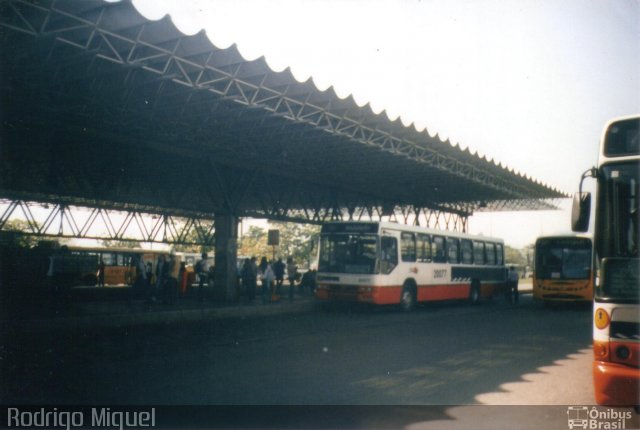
[0,0,563,308]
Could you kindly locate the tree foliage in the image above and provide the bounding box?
[504,244,533,269]
[100,239,141,249]
[238,226,269,259]
[2,220,40,248]
[270,221,320,266]
[238,221,320,267]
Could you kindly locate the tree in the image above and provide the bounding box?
[238,222,320,266]
[269,221,320,266]
[100,239,141,249]
[1,220,40,248]
[504,245,528,268]
[238,226,270,259]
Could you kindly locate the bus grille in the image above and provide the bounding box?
[329,285,359,297]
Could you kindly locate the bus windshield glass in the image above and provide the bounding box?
[598,162,639,259]
[535,238,592,280]
[319,234,378,274]
[596,162,639,301]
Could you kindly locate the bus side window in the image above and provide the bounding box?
[401,232,417,262]
[433,236,446,263]
[417,234,431,262]
[473,241,485,265]
[461,239,473,264]
[380,236,398,274]
[102,253,115,266]
[485,242,496,265]
[496,244,504,265]
[447,238,459,263]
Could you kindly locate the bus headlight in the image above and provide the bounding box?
[615,345,630,360]
[594,308,610,330]
[593,341,609,360]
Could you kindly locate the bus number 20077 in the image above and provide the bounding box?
[433,269,448,279]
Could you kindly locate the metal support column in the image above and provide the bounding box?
[213,214,239,302]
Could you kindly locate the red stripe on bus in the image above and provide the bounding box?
[417,284,470,301]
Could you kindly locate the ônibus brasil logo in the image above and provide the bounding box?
[567,406,633,429]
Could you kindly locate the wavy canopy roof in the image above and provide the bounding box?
[0,0,565,222]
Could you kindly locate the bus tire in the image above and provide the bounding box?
[399,282,416,312]
[469,281,480,305]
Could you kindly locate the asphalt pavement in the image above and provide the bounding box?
[3,281,533,333]
[4,286,317,333]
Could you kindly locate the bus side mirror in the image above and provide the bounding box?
[571,192,591,232]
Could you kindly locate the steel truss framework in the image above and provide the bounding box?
[0,198,467,245]
[0,199,216,245]
[0,0,563,244]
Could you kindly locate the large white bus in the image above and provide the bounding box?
[315,221,507,310]
[572,115,639,406]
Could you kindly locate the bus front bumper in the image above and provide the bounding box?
[593,361,640,406]
[535,294,592,302]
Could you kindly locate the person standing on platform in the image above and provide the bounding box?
[155,254,168,302]
[508,266,520,304]
[134,256,148,304]
[97,258,105,287]
[286,257,298,303]
[259,257,274,304]
[242,257,258,303]
[196,252,210,301]
[273,258,285,296]
[178,262,188,296]
[162,254,179,305]
[145,261,153,289]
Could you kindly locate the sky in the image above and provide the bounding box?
[126,0,640,248]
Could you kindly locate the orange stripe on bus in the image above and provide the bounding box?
[417,284,470,301]
[369,286,402,304]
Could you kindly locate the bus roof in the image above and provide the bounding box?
[321,221,504,244]
[535,233,593,243]
[67,246,172,255]
[536,233,593,244]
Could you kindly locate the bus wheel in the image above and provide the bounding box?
[469,281,480,305]
[399,283,416,312]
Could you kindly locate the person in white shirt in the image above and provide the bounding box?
[507,266,519,304]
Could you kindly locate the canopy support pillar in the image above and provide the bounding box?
[213,214,239,302]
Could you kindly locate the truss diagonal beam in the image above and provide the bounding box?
[0,199,216,245]
[0,0,560,203]
[1,198,470,247]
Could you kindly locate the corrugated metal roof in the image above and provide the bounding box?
[0,0,566,222]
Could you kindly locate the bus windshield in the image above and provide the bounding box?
[319,233,378,274]
[596,162,639,301]
[598,162,639,259]
[535,238,592,280]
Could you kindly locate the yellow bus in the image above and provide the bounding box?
[64,246,175,286]
[532,235,593,303]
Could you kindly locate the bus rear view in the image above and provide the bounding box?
[573,115,639,406]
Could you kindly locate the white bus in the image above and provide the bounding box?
[572,115,639,406]
[315,222,507,310]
